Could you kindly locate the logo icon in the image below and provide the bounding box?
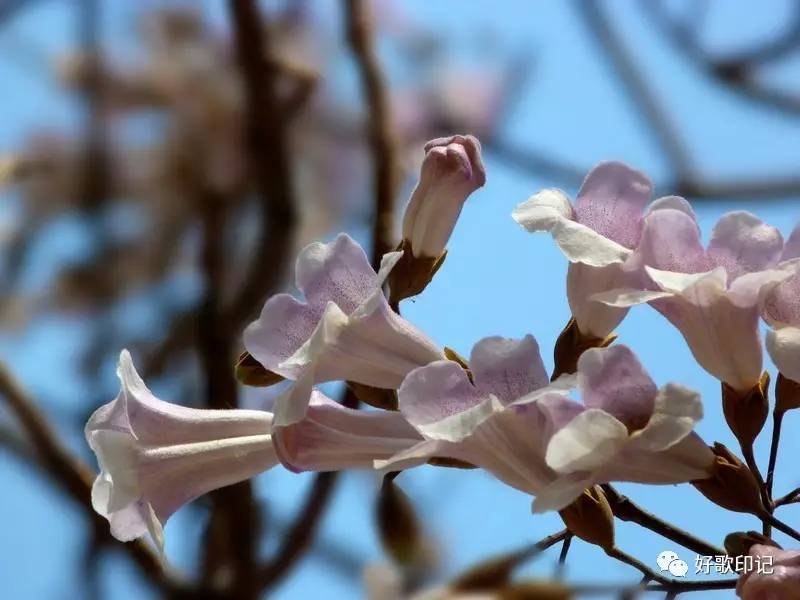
[656,550,687,578]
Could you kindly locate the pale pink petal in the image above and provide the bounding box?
[707,212,783,281]
[470,335,549,403]
[598,432,713,484]
[646,195,697,218]
[567,262,631,338]
[657,277,764,392]
[274,390,422,473]
[545,409,629,474]
[513,189,630,267]
[398,360,485,428]
[766,327,800,383]
[632,208,710,274]
[573,161,652,249]
[402,135,486,257]
[283,294,443,392]
[763,272,800,328]
[531,473,595,513]
[86,351,278,548]
[577,346,657,431]
[242,293,320,377]
[629,383,703,452]
[781,224,800,261]
[295,233,378,313]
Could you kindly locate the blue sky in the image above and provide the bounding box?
[1,1,800,598]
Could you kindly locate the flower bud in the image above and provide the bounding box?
[692,443,764,514]
[376,475,421,566]
[558,485,615,550]
[776,373,800,414]
[722,372,770,448]
[401,134,485,259]
[724,530,780,559]
[234,350,284,387]
[498,581,572,600]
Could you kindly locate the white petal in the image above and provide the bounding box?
[545,409,628,474]
[767,326,800,383]
[630,383,703,452]
[513,190,630,267]
[591,288,675,308]
[531,475,595,513]
[645,266,727,294]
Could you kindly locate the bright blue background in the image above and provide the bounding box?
[1,1,800,598]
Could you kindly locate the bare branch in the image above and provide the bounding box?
[344,0,398,267]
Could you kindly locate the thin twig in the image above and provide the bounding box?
[607,547,736,592]
[774,486,800,509]
[643,1,800,118]
[602,485,725,557]
[227,0,299,332]
[555,533,572,579]
[765,411,785,503]
[344,0,398,267]
[574,0,694,178]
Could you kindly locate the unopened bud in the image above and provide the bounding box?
[234,351,284,387]
[776,373,800,414]
[558,485,615,550]
[400,134,485,259]
[692,443,764,514]
[498,581,572,600]
[552,318,616,380]
[376,475,421,566]
[724,530,780,558]
[722,372,769,448]
[347,381,398,411]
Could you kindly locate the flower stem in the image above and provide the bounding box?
[602,485,725,557]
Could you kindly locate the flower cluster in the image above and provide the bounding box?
[86,138,800,597]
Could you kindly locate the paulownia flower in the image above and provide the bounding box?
[273,390,424,473]
[380,338,713,512]
[244,234,443,425]
[596,209,792,393]
[737,545,800,599]
[85,350,277,551]
[401,134,485,258]
[763,224,800,384]
[513,161,689,339]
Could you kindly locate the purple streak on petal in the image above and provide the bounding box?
[707,212,783,281]
[242,293,321,376]
[764,275,800,327]
[469,335,549,403]
[398,360,484,427]
[633,208,710,274]
[296,233,378,314]
[577,345,657,431]
[573,161,652,249]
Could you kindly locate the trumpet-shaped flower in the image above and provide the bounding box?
[273,390,424,473]
[513,162,681,338]
[595,209,790,392]
[85,351,278,550]
[763,224,800,383]
[244,234,443,425]
[401,134,486,258]
[380,339,713,512]
[737,545,800,599]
